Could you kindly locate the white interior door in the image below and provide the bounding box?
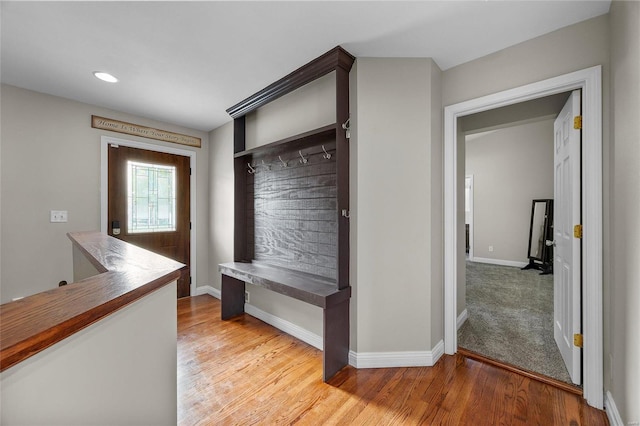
[553,90,582,385]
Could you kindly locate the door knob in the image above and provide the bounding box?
[545,240,555,247]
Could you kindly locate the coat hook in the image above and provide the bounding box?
[342,117,351,139]
[299,150,308,164]
[278,155,288,168]
[247,163,256,174]
[322,145,332,160]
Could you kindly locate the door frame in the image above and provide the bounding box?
[465,175,474,261]
[100,136,197,297]
[443,66,603,408]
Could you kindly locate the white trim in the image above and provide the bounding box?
[444,66,603,409]
[349,340,444,369]
[470,257,528,269]
[204,284,446,371]
[195,285,323,350]
[244,304,323,351]
[465,175,474,259]
[604,391,624,426]
[195,285,220,299]
[100,136,198,296]
[457,309,468,330]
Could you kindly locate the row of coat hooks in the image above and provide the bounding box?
[247,145,333,174]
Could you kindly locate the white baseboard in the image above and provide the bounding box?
[244,304,323,351]
[197,284,323,350]
[202,287,446,372]
[457,309,468,330]
[195,285,220,299]
[349,340,444,369]
[470,257,528,269]
[605,391,624,426]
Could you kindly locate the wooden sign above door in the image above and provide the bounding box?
[91,115,201,148]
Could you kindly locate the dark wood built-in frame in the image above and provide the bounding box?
[219,46,355,381]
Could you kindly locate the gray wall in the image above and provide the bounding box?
[352,58,443,352]
[0,85,210,303]
[443,8,640,422]
[444,13,611,319]
[208,58,445,354]
[3,4,638,419]
[209,75,333,339]
[1,282,177,425]
[465,119,554,264]
[609,1,640,423]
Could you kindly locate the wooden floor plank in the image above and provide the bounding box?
[178,295,608,425]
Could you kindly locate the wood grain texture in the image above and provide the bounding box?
[218,262,349,309]
[107,145,191,297]
[0,231,184,372]
[251,144,338,279]
[178,295,609,426]
[458,347,583,396]
[323,298,350,381]
[226,46,355,118]
[221,275,245,320]
[234,125,337,158]
[335,66,350,289]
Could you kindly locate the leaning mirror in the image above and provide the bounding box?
[523,199,554,274]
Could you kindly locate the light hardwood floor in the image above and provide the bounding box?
[178,295,608,425]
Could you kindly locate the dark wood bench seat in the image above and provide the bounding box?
[218,262,350,308]
[218,261,351,381]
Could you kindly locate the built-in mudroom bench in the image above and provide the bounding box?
[219,46,354,381]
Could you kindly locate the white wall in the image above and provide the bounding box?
[465,119,554,264]
[0,85,210,302]
[609,1,640,423]
[1,282,177,425]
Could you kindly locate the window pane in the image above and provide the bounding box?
[127,161,176,233]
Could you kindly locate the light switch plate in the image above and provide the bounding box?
[50,210,68,223]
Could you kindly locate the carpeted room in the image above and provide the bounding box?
[459,107,572,385]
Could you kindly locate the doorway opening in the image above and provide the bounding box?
[443,66,603,409]
[457,92,575,385]
[100,136,197,297]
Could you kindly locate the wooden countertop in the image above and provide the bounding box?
[0,231,185,372]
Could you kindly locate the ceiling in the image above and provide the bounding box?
[1,1,610,132]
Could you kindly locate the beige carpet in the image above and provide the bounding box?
[458,261,572,384]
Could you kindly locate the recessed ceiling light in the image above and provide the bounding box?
[93,71,119,83]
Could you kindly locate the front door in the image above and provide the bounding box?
[108,144,191,298]
[553,90,582,384]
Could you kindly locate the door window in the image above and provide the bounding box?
[127,160,176,234]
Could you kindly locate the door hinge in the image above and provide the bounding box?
[574,224,583,239]
[574,333,583,348]
[574,115,582,130]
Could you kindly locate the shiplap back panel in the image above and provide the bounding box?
[247,145,337,280]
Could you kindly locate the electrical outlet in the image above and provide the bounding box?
[488,245,494,252]
[244,291,250,303]
[50,210,68,223]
